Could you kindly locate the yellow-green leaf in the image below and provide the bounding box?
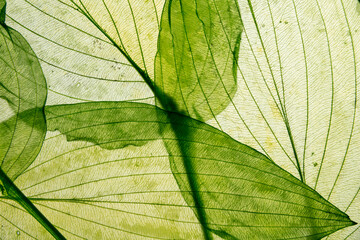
[6,0,156,105]
[1,101,349,239]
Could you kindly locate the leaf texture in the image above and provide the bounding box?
[2,0,360,239]
[0,6,46,180]
[0,101,348,239]
[202,0,360,238]
[70,0,165,79]
[155,0,242,122]
[6,0,156,105]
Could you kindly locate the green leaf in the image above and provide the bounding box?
[0,0,5,24]
[0,6,65,239]
[205,1,360,238]
[4,0,360,239]
[5,0,158,105]
[0,13,47,180]
[45,101,163,150]
[155,0,242,122]
[2,101,349,239]
[0,109,46,181]
[1,103,205,239]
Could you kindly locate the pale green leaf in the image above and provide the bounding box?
[69,0,164,80]
[202,0,360,238]
[1,102,352,239]
[3,0,360,239]
[6,0,156,105]
[1,103,207,239]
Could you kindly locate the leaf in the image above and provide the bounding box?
[45,101,163,150]
[1,101,351,239]
[1,103,207,239]
[0,3,47,180]
[0,109,46,181]
[69,0,164,79]
[157,104,355,239]
[201,0,360,238]
[155,0,242,122]
[0,0,5,23]
[5,0,360,239]
[6,0,157,105]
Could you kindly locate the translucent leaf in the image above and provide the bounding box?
[1,103,207,239]
[0,109,46,181]
[4,0,360,239]
[0,5,46,180]
[154,0,242,122]
[69,0,164,80]
[1,102,353,239]
[45,101,163,150]
[203,0,360,238]
[6,0,156,105]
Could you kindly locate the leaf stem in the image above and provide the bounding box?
[0,168,66,240]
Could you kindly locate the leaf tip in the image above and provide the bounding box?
[340,216,358,232]
[343,214,358,227]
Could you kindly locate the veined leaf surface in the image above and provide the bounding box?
[69,0,164,79]
[3,0,360,239]
[0,1,46,180]
[155,0,242,122]
[1,102,355,239]
[201,0,360,238]
[5,0,157,105]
